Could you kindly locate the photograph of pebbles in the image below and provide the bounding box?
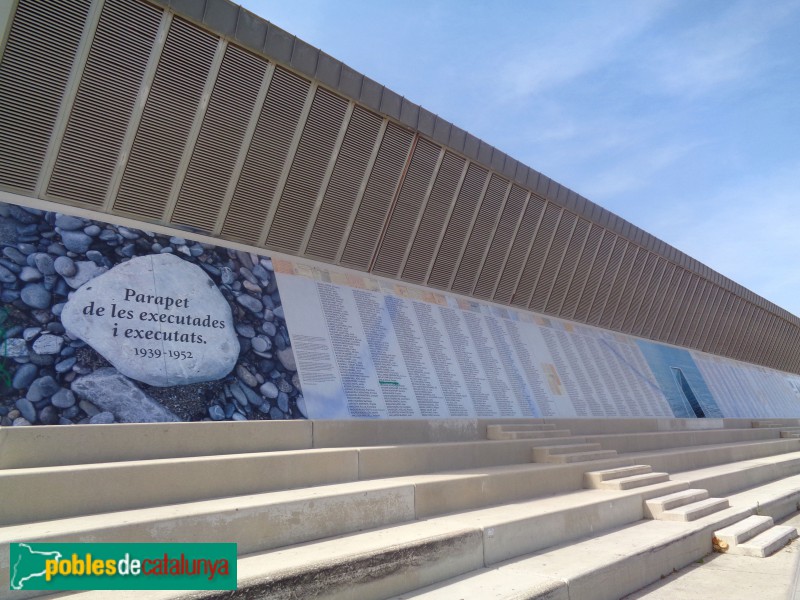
[0,200,306,426]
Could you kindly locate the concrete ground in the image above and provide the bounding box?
[625,512,800,599]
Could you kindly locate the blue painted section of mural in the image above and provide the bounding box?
[636,341,723,418]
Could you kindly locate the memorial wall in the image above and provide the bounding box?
[2,198,800,426]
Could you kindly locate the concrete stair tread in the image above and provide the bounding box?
[714,515,773,546]
[588,464,653,479]
[390,515,740,600]
[487,424,557,432]
[542,450,619,463]
[647,488,709,510]
[733,525,798,557]
[599,472,670,490]
[499,429,574,439]
[660,497,729,521]
[533,443,603,454]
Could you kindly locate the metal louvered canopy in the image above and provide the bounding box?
[0,0,798,375]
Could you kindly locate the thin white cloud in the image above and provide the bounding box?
[498,1,672,100]
[644,0,800,98]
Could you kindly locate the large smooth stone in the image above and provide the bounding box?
[71,368,179,422]
[62,254,239,387]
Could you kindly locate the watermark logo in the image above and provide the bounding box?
[9,543,237,591]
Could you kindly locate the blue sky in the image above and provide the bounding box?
[239,0,800,318]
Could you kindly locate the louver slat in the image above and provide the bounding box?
[624,252,658,333]
[599,243,638,329]
[451,175,508,294]
[511,203,560,308]
[402,152,465,283]
[113,18,217,219]
[560,224,603,319]
[643,263,678,339]
[171,45,267,232]
[494,198,546,304]
[47,0,161,207]
[0,0,91,191]
[428,163,489,288]
[340,123,413,270]
[573,230,615,323]
[373,138,441,277]
[545,217,590,315]
[473,184,527,299]
[267,87,349,252]
[610,247,647,331]
[221,67,310,244]
[529,210,576,312]
[587,237,627,325]
[306,106,382,261]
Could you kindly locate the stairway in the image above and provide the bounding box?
[489,423,620,464]
[3,418,800,599]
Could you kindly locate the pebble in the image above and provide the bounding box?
[55,215,85,230]
[32,334,64,355]
[237,293,263,314]
[12,417,31,426]
[22,327,42,342]
[251,336,271,353]
[261,322,277,337]
[1,338,28,358]
[89,411,115,424]
[19,266,42,282]
[54,255,77,277]
[61,230,92,254]
[86,250,104,264]
[260,381,279,399]
[235,324,256,338]
[274,305,285,320]
[51,388,76,408]
[12,363,38,389]
[208,405,225,420]
[27,375,59,401]
[277,392,289,413]
[20,283,51,308]
[229,382,249,406]
[15,397,37,422]
[0,264,16,283]
[3,246,27,265]
[118,227,139,240]
[236,365,258,387]
[231,412,247,421]
[55,356,77,373]
[39,405,59,425]
[79,399,101,417]
[277,347,297,372]
[220,267,234,285]
[33,253,55,275]
[84,225,101,237]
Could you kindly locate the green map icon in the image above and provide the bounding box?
[10,544,63,590]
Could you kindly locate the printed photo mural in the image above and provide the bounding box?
[0,200,303,426]
[2,198,800,425]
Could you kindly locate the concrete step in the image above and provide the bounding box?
[491,429,574,440]
[714,514,774,547]
[751,420,784,428]
[731,525,798,557]
[391,508,752,600]
[531,443,602,461]
[539,450,619,464]
[584,464,653,487]
[645,488,709,518]
[659,497,729,522]
[781,431,800,438]
[597,472,670,490]
[487,423,557,436]
[22,489,654,600]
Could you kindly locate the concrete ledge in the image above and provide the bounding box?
[0,449,359,526]
[0,421,314,469]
